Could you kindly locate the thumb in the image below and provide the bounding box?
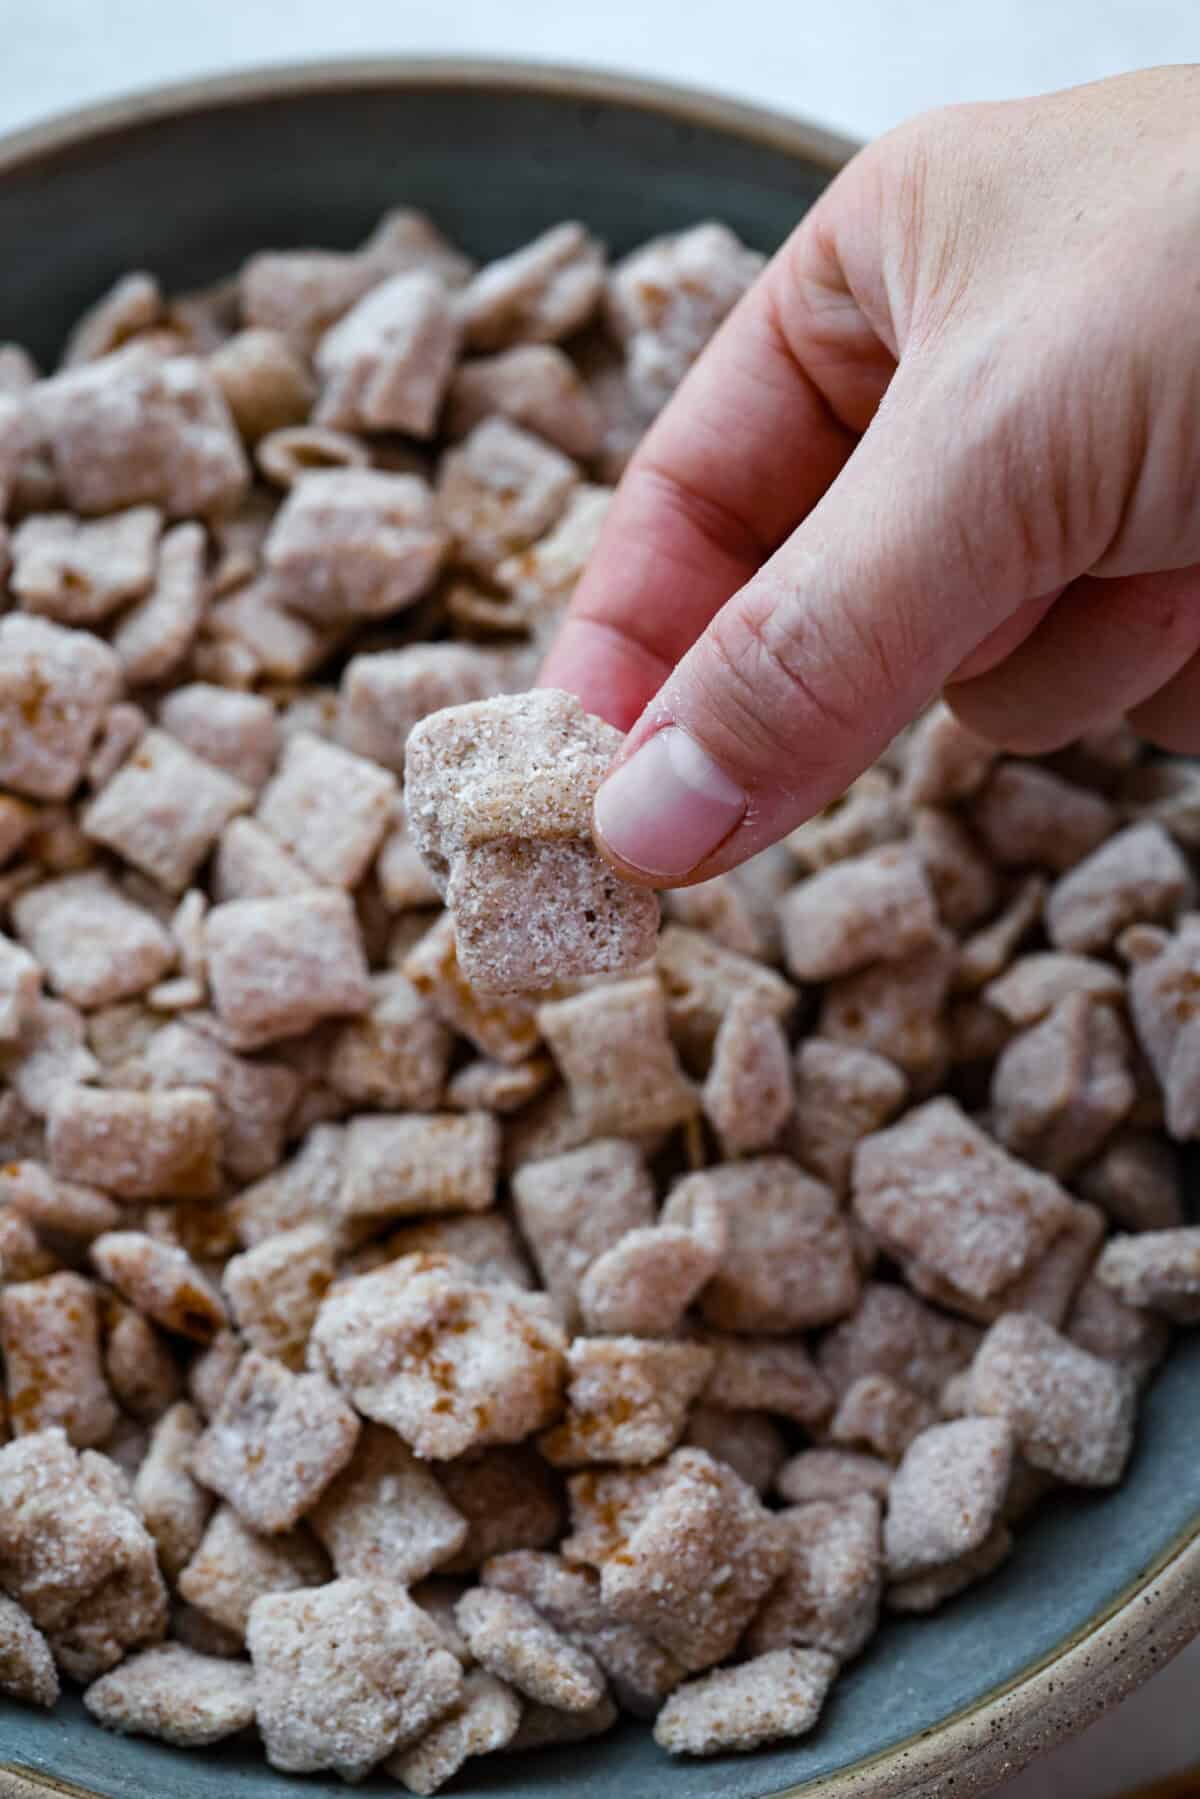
[592,352,1062,885]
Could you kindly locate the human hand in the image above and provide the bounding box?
[542,67,1200,886]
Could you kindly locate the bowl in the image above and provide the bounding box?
[0,57,1197,1799]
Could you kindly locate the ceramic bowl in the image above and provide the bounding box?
[0,58,1197,1799]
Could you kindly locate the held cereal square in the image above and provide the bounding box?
[0,614,121,802]
[83,730,252,893]
[205,890,370,1049]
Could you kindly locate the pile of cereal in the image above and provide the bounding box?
[0,206,1197,1790]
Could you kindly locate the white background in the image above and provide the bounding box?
[1,4,1197,1794]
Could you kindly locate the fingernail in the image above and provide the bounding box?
[593,725,747,880]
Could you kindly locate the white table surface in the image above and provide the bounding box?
[1,4,1197,1794]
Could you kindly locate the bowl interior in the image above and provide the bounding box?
[0,63,1197,1799]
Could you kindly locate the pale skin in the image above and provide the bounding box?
[542,67,1200,887]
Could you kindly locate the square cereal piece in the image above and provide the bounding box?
[990,995,1134,1177]
[788,1040,908,1195]
[816,1281,980,1404]
[1067,1275,1170,1384]
[1078,1128,1183,1232]
[13,871,174,1008]
[1046,822,1192,953]
[852,1097,1075,1303]
[578,1223,722,1338]
[447,344,600,458]
[402,912,543,1065]
[780,845,938,982]
[968,1312,1137,1486]
[985,951,1125,1025]
[970,761,1117,872]
[1096,1227,1200,1324]
[1,1271,118,1447]
[775,1448,893,1506]
[654,1647,837,1758]
[35,344,249,518]
[701,992,792,1157]
[538,976,697,1138]
[495,481,612,641]
[459,222,605,351]
[208,326,314,442]
[819,930,957,1090]
[315,270,461,436]
[158,683,279,790]
[144,1018,299,1184]
[0,1592,59,1707]
[338,643,501,774]
[191,1350,360,1532]
[230,1123,346,1249]
[664,1159,859,1333]
[885,1524,1013,1615]
[0,933,41,1044]
[83,729,251,893]
[263,469,446,622]
[1128,925,1200,1140]
[208,575,345,681]
[594,1447,788,1671]
[437,1446,564,1573]
[883,1419,1013,1580]
[248,1577,464,1779]
[212,816,315,902]
[327,972,452,1110]
[309,1422,467,1584]
[456,1586,605,1711]
[656,922,796,1063]
[48,1086,220,1200]
[511,1138,655,1328]
[785,770,903,875]
[0,614,121,801]
[683,1408,788,1496]
[3,994,99,1118]
[0,1159,120,1242]
[436,417,578,575]
[133,1403,212,1580]
[829,1374,938,1461]
[83,1641,255,1747]
[376,1213,534,1293]
[110,521,208,687]
[222,1224,335,1367]
[10,505,161,625]
[256,731,395,889]
[539,1337,713,1468]
[91,1231,227,1343]
[745,1493,882,1661]
[338,1112,500,1222]
[205,889,370,1049]
[447,837,660,993]
[700,1333,833,1429]
[310,1253,565,1461]
[177,1504,329,1637]
[387,1668,522,1794]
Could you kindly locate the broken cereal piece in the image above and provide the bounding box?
[968,1312,1137,1486]
[654,1647,837,1757]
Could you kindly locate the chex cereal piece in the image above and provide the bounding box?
[110,520,207,686]
[316,270,461,436]
[788,1040,908,1196]
[158,683,279,790]
[5,994,99,1117]
[436,417,578,574]
[664,870,765,959]
[192,1350,359,1532]
[1128,925,1200,1140]
[701,1332,833,1429]
[853,1097,1074,1302]
[48,1086,220,1199]
[701,992,792,1156]
[309,1423,467,1584]
[606,222,763,415]
[665,1159,859,1333]
[746,1493,883,1661]
[248,1578,464,1779]
[970,761,1117,871]
[10,505,161,625]
[230,1123,346,1248]
[955,874,1048,993]
[540,1337,713,1468]
[104,1297,180,1420]
[387,1667,521,1794]
[133,1403,212,1579]
[654,1646,836,1757]
[911,805,997,929]
[775,1448,893,1506]
[402,912,545,1065]
[437,1446,564,1573]
[447,343,599,457]
[0,614,121,801]
[504,1693,619,1752]
[339,643,501,774]
[786,770,904,872]
[209,574,346,681]
[177,1504,329,1636]
[819,929,957,1090]
[254,421,369,487]
[327,969,452,1113]
[83,729,251,893]
[816,1284,981,1406]
[255,730,395,889]
[205,889,370,1049]
[378,1213,534,1293]
[1096,1227,1200,1323]
[0,1210,53,1284]
[683,1408,787,1496]
[36,344,249,517]
[830,1374,938,1461]
[1078,1127,1182,1232]
[495,481,612,638]
[899,701,996,806]
[1046,821,1192,953]
[91,1232,227,1343]
[83,1642,255,1747]
[0,1593,58,1707]
[780,845,938,982]
[955,1196,1107,1331]
[62,271,163,365]
[338,1112,500,1222]
[886,1524,1013,1614]
[456,1586,605,1712]
[883,1419,1013,1580]
[310,1253,565,1461]
[144,1018,298,1183]
[13,871,174,1008]
[968,1313,1137,1486]
[264,469,446,621]
[577,1221,721,1338]
[460,223,605,350]
[222,1224,334,1368]
[539,977,696,1137]
[657,924,796,1064]
[208,326,314,441]
[0,934,40,1044]
[212,816,315,901]
[1067,1275,1170,1384]
[446,1053,553,1115]
[0,1429,168,1679]
[0,1160,120,1241]
[985,951,1125,1026]
[376,812,443,911]
[511,1138,655,1328]
[991,995,1135,1177]
[1,1272,118,1446]
[185,1332,241,1422]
